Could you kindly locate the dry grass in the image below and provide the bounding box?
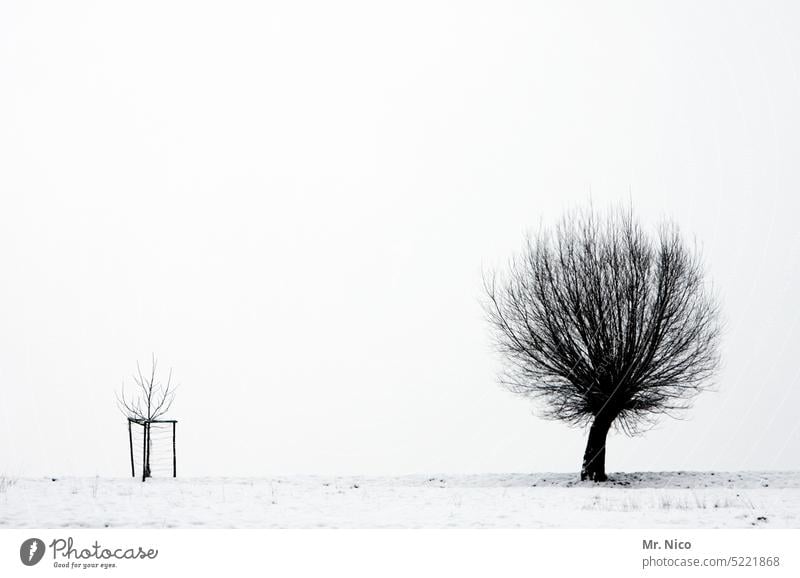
[0,475,17,494]
[581,489,750,512]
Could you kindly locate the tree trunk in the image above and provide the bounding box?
[142,422,151,481]
[581,416,612,481]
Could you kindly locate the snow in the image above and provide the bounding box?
[1,472,798,528]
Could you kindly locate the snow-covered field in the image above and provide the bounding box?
[1,472,798,529]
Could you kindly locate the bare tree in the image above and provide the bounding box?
[117,355,177,479]
[484,206,721,481]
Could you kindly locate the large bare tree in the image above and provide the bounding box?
[484,206,721,481]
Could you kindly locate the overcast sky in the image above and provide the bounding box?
[1,0,799,477]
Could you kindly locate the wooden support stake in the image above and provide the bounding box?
[172,421,177,478]
[141,422,148,482]
[128,419,135,477]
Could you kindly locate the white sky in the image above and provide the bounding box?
[1,0,799,477]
